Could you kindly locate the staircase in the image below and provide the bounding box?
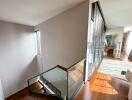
[28,59,85,100]
[40,76,61,96]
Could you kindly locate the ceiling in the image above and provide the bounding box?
[99,0,132,29]
[0,0,85,26]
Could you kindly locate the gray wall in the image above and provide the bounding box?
[36,1,89,71]
[0,20,38,97]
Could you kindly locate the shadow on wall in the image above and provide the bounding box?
[1,55,40,98]
[16,55,39,93]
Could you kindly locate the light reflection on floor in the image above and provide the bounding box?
[90,72,118,95]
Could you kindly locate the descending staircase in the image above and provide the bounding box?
[28,65,65,100]
[27,59,86,100]
[40,76,61,96]
[29,80,46,94]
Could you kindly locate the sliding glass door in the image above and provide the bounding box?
[87,2,106,80]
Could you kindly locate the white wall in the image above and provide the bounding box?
[0,20,38,97]
[36,1,89,71]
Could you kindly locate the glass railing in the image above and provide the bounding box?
[67,59,85,99]
[28,59,85,100]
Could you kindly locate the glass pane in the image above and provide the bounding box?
[28,76,47,94]
[28,66,67,99]
[87,3,105,80]
[68,59,85,99]
[42,67,67,99]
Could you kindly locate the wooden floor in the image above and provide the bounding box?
[6,72,129,100]
[6,86,59,100]
[75,72,129,100]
